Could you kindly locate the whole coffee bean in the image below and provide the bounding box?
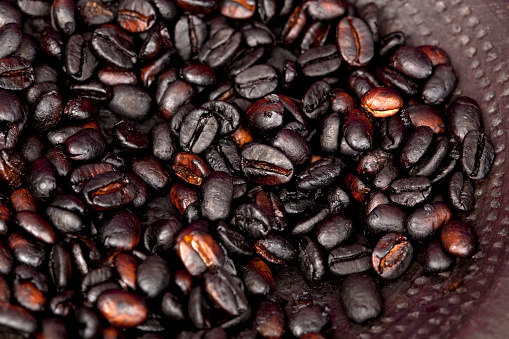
[365,204,406,235]
[320,113,341,153]
[372,232,413,280]
[64,128,107,161]
[447,96,482,142]
[271,128,311,167]
[343,109,374,152]
[217,221,253,257]
[91,24,137,69]
[170,183,199,215]
[255,233,296,264]
[97,289,148,327]
[234,64,278,99]
[406,202,452,240]
[232,203,271,239]
[375,65,418,95]
[176,220,225,276]
[297,44,341,77]
[299,236,325,282]
[328,243,372,276]
[302,80,330,120]
[349,68,381,98]
[448,171,474,212]
[241,142,294,186]
[75,306,100,338]
[173,152,211,186]
[28,157,57,201]
[337,16,374,67]
[361,87,403,118]
[422,63,456,105]
[418,45,450,66]
[390,176,431,207]
[0,24,22,59]
[99,210,141,251]
[422,238,454,272]
[65,34,98,82]
[174,15,207,61]
[390,46,433,79]
[49,244,72,291]
[161,292,186,321]
[51,0,76,35]
[246,94,285,134]
[341,273,382,323]
[461,130,494,180]
[243,258,273,295]
[199,28,242,69]
[306,0,346,20]
[137,256,171,297]
[82,171,135,210]
[180,108,219,154]
[159,80,195,120]
[440,220,476,258]
[295,157,343,191]
[358,2,379,41]
[132,156,170,190]
[204,267,249,317]
[0,301,37,333]
[117,0,156,33]
[8,232,45,267]
[220,0,256,20]
[109,85,152,120]
[401,104,445,134]
[253,301,285,337]
[0,56,35,90]
[281,4,307,45]
[288,305,329,337]
[201,171,233,221]
[175,0,216,14]
[15,211,56,244]
[143,218,183,254]
[380,114,405,152]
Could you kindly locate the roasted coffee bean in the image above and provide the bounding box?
[70,162,117,193]
[98,66,137,86]
[448,171,474,212]
[204,267,248,316]
[341,273,382,323]
[227,47,265,78]
[343,172,371,203]
[175,0,216,14]
[181,62,216,88]
[109,84,152,120]
[422,63,456,105]
[372,232,413,280]
[217,221,253,257]
[141,50,177,88]
[365,204,406,236]
[114,120,149,152]
[271,128,311,167]
[159,80,195,120]
[91,24,137,69]
[0,56,35,90]
[421,238,454,272]
[99,210,141,251]
[137,256,170,298]
[288,305,329,337]
[232,203,271,239]
[97,289,148,327]
[45,194,85,233]
[220,0,256,19]
[401,127,435,169]
[201,171,233,221]
[358,2,379,41]
[161,292,186,321]
[302,80,330,120]
[49,244,72,291]
[151,122,176,161]
[330,88,355,115]
[282,60,298,88]
[337,16,374,67]
[170,183,199,215]
[375,65,418,95]
[51,0,76,35]
[117,0,156,33]
[180,108,219,154]
[253,301,285,337]
[243,258,273,295]
[380,114,405,151]
[361,87,403,118]
[349,68,381,98]
[81,266,113,292]
[74,306,100,338]
[204,139,242,174]
[306,0,346,20]
[418,45,450,66]
[173,152,211,186]
[245,95,285,134]
[0,24,22,59]
[401,104,445,134]
[64,34,98,82]
[0,243,13,274]
[461,130,494,180]
[390,176,431,207]
[295,157,343,191]
[177,220,224,276]
[64,128,107,161]
[281,4,307,45]
[8,232,45,267]
[15,211,56,244]
[328,243,371,276]
[406,202,452,240]
[301,22,330,51]
[132,156,170,190]
[143,218,182,254]
[316,212,352,250]
[299,236,325,282]
[198,28,242,69]
[0,301,37,333]
[0,149,27,188]
[390,46,433,79]
[234,64,278,99]
[27,157,57,201]
[174,15,207,61]
[447,96,482,141]
[343,109,374,152]
[440,220,476,258]
[241,22,275,49]
[41,29,64,59]
[255,233,296,264]
[241,142,293,185]
[82,171,135,210]
[320,113,341,153]
[138,23,170,60]
[297,44,341,77]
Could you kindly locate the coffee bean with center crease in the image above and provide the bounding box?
[302,80,330,120]
[341,273,382,323]
[90,24,137,69]
[461,130,494,180]
[97,289,148,327]
[82,171,135,210]
[372,232,413,280]
[448,171,474,212]
[299,236,325,282]
[241,142,294,186]
[179,108,219,154]
[297,44,341,77]
[0,56,35,90]
[234,64,278,99]
[390,176,432,207]
[201,171,233,221]
[117,0,157,33]
[174,15,207,61]
[255,233,296,264]
[422,238,454,273]
[337,16,374,67]
[64,34,98,82]
[199,28,242,69]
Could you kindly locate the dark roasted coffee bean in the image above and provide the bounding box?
[319,113,341,153]
[0,56,34,90]
[232,203,271,239]
[177,220,224,276]
[49,244,72,291]
[448,171,474,212]
[400,126,434,169]
[138,23,170,60]
[378,31,405,56]
[390,46,433,79]
[317,212,352,250]
[0,149,27,188]
[91,24,137,69]
[70,80,112,100]
[117,0,156,33]
[100,210,141,251]
[418,45,450,66]
[401,104,445,134]
[422,63,456,105]
[175,0,216,14]
[109,84,152,120]
[15,211,56,244]
[390,176,431,207]
[97,289,148,327]
[141,50,177,88]
[199,28,242,69]
[441,220,476,258]
[302,80,330,120]
[372,232,413,279]
[41,29,64,59]
[51,0,76,35]
[234,64,278,99]
[159,80,195,120]
[300,21,329,52]
[188,286,211,329]
[406,202,452,240]
[46,193,85,233]
[78,0,115,26]
[181,62,216,87]
[64,34,98,81]
[75,306,100,338]
[343,108,374,151]
[349,68,381,98]
[295,157,343,191]
[0,243,13,274]
[245,94,284,134]
[271,128,311,167]
[380,114,405,151]
[173,152,211,186]
[328,243,371,276]
[151,122,176,161]
[343,172,371,203]
[8,232,45,267]
[461,130,494,180]
[358,2,378,41]
[297,44,341,77]
[376,65,418,95]
[255,233,295,264]
[241,22,275,48]
[220,0,256,19]
[447,96,482,141]
[341,273,382,323]
[174,15,207,61]
[143,218,182,255]
[64,128,107,161]
[113,253,138,290]
[170,183,199,215]
[64,97,98,120]
[299,236,325,282]
[98,66,138,86]
[243,257,273,295]
[161,292,186,321]
[306,0,346,20]
[204,139,242,174]
[422,238,454,272]
[180,108,219,154]
[227,47,265,78]
[132,156,170,190]
[281,4,307,45]
[365,203,406,235]
[137,256,170,297]
[0,24,22,59]
[217,221,253,256]
[28,157,57,201]
[201,171,233,221]
[241,142,293,186]
[81,266,113,292]
[0,301,37,333]
[288,305,329,337]
[204,267,248,316]
[337,16,374,66]
[361,87,403,118]
[82,170,136,210]
[253,301,285,337]
[114,120,149,152]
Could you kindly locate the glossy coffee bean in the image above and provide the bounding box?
[418,45,450,66]
[253,301,285,337]
[302,80,330,120]
[295,157,343,191]
[8,232,45,267]
[380,115,405,152]
[422,238,454,272]
[343,109,374,152]
[440,220,476,258]
[204,267,248,317]
[180,108,219,154]
[365,204,406,235]
[401,104,445,134]
[82,171,135,210]
[297,44,341,77]
[0,56,35,90]
[91,24,137,69]
[0,301,37,333]
[117,0,156,33]
[234,64,278,99]
[401,127,435,169]
[337,16,374,67]
[220,0,256,20]
[109,85,152,120]
[232,203,271,239]
[199,28,242,69]
[288,305,329,337]
[201,171,233,221]
[375,65,418,95]
[341,273,382,323]
[64,34,97,82]
[173,152,211,186]
[15,211,56,244]
[361,87,403,118]
[390,176,431,207]
[281,4,307,45]
[99,210,141,251]
[255,233,296,264]
[132,156,170,190]
[271,128,311,167]
[448,171,474,212]
[299,236,325,282]
[243,258,273,295]
[461,130,494,180]
[406,202,452,240]
[328,243,371,276]
[137,256,170,297]
[64,128,107,161]
[97,289,148,327]
[390,46,433,79]
[306,0,346,20]
[422,63,456,105]
[447,96,482,142]
[174,15,207,61]
[217,221,253,257]
[372,232,413,280]
[159,80,195,120]
[241,142,293,186]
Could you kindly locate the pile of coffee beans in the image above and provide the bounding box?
[0,0,495,338]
